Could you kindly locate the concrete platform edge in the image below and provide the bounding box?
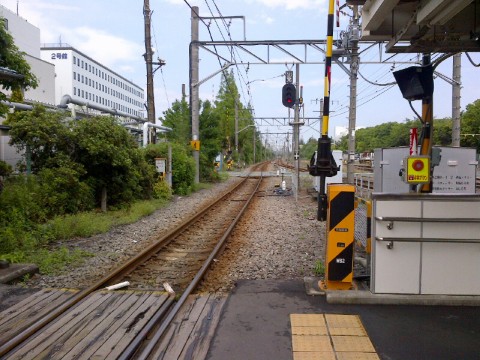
[327,290,480,306]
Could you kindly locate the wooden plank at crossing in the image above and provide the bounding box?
[94,291,170,359]
[2,291,223,359]
[7,291,115,359]
[179,295,227,359]
[40,291,142,359]
[149,294,226,360]
[74,291,169,360]
[5,290,171,360]
[0,288,77,345]
[150,294,210,359]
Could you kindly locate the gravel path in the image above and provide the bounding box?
[25,164,326,293]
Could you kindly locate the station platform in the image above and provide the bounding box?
[206,279,480,360]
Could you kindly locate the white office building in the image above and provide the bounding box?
[0,4,56,106]
[1,4,146,168]
[40,45,145,118]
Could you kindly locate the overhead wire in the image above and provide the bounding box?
[466,52,480,67]
[183,0,232,101]
[150,20,171,109]
[209,0,253,108]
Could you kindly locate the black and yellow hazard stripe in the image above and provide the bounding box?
[321,0,335,136]
[326,184,355,290]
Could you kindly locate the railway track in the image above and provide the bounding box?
[0,163,268,359]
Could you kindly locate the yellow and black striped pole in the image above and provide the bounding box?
[322,0,335,137]
[314,0,338,221]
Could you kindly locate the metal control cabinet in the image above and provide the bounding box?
[372,193,480,295]
[374,146,477,194]
[313,150,343,192]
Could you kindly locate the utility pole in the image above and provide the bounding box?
[294,64,301,199]
[420,53,433,193]
[144,0,156,143]
[190,6,200,183]
[235,96,239,153]
[347,6,359,184]
[452,53,461,147]
[253,130,256,163]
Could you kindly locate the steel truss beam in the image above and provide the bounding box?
[194,39,417,65]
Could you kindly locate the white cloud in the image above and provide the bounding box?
[261,14,275,24]
[60,27,143,70]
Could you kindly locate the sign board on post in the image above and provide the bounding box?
[405,156,430,184]
[190,140,200,151]
[409,128,418,155]
[155,158,166,178]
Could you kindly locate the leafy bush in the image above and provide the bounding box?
[153,179,172,200]
[37,158,95,216]
[72,116,155,207]
[0,160,12,177]
[144,142,195,195]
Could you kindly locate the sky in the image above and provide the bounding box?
[2,0,480,149]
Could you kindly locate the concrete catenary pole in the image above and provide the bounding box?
[347,6,359,184]
[452,53,461,147]
[294,64,301,198]
[144,0,156,144]
[235,97,239,153]
[190,6,200,183]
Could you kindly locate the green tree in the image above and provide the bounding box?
[460,99,480,151]
[199,100,222,180]
[432,118,453,146]
[0,16,38,116]
[71,116,154,207]
[300,137,319,159]
[7,105,73,172]
[144,142,195,195]
[159,96,191,145]
[214,70,259,165]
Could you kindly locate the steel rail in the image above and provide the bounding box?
[125,171,264,360]
[0,169,257,357]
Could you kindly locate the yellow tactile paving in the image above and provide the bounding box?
[331,335,376,352]
[325,314,363,328]
[290,314,379,359]
[292,335,333,352]
[328,326,366,336]
[292,326,328,336]
[290,314,326,327]
[336,352,380,360]
[293,351,336,360]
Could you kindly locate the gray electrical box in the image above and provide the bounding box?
[374,146,478,194]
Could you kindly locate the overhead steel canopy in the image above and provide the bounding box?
[349,0,480,53]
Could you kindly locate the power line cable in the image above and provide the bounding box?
[357,69,397,86]
[466,52,480,67]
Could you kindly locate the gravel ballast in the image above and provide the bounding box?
[25,168,326,293]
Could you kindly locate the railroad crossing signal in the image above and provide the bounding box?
[282,83,296,108]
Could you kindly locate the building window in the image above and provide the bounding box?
[73,72,76,80]
[74,87,76,96]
